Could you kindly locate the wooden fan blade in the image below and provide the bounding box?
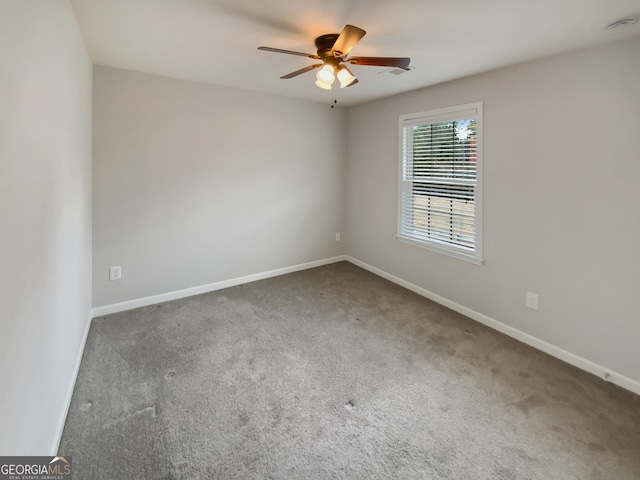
[280,64,322,79]
[330,24,366,58]
[346,56,411,68]
[258,46,320,59]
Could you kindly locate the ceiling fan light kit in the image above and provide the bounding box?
[313,63,357,89]
[258,24,410,91]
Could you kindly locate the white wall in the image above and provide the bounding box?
[345,36,640,384]
[93,67,346,307]
[0,1,92,454]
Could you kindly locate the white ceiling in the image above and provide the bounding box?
[70,0,640,106]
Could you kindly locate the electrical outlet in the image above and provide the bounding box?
[109,266,122,281]
[526,292,538,310]
[335,232,341,242]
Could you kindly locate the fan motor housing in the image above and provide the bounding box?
[315,34,340,59]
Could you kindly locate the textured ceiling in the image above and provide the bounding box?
[71,0,640,106]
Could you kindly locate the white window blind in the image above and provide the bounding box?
[398,103,483,264]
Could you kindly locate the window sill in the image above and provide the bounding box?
[396,235,484,265]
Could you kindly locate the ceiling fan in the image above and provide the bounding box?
[258,25,411,90]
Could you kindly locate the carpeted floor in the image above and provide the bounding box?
[60,262,640,479]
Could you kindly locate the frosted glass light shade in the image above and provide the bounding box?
[316,64,335,84]
[315,80,332,90]
[337,67,357,88]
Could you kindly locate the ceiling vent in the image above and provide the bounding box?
[605,17,639,31]
[379,66,414,77]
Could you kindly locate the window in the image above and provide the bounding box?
[398,102,483,264]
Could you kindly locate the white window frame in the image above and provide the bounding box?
[397,102,484,265]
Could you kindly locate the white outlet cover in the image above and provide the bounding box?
[526,292,539,310]
[109,266,122,281]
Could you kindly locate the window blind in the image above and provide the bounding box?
[399,103,482,261]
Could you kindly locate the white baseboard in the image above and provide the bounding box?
[346,256,640,397]
[92,255,348,317]
[51,311,93,455]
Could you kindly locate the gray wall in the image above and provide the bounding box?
[93,67,346,307]
[345,36,640,383]
[0,1,92,454]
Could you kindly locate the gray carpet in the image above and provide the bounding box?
[60,262,640,479]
